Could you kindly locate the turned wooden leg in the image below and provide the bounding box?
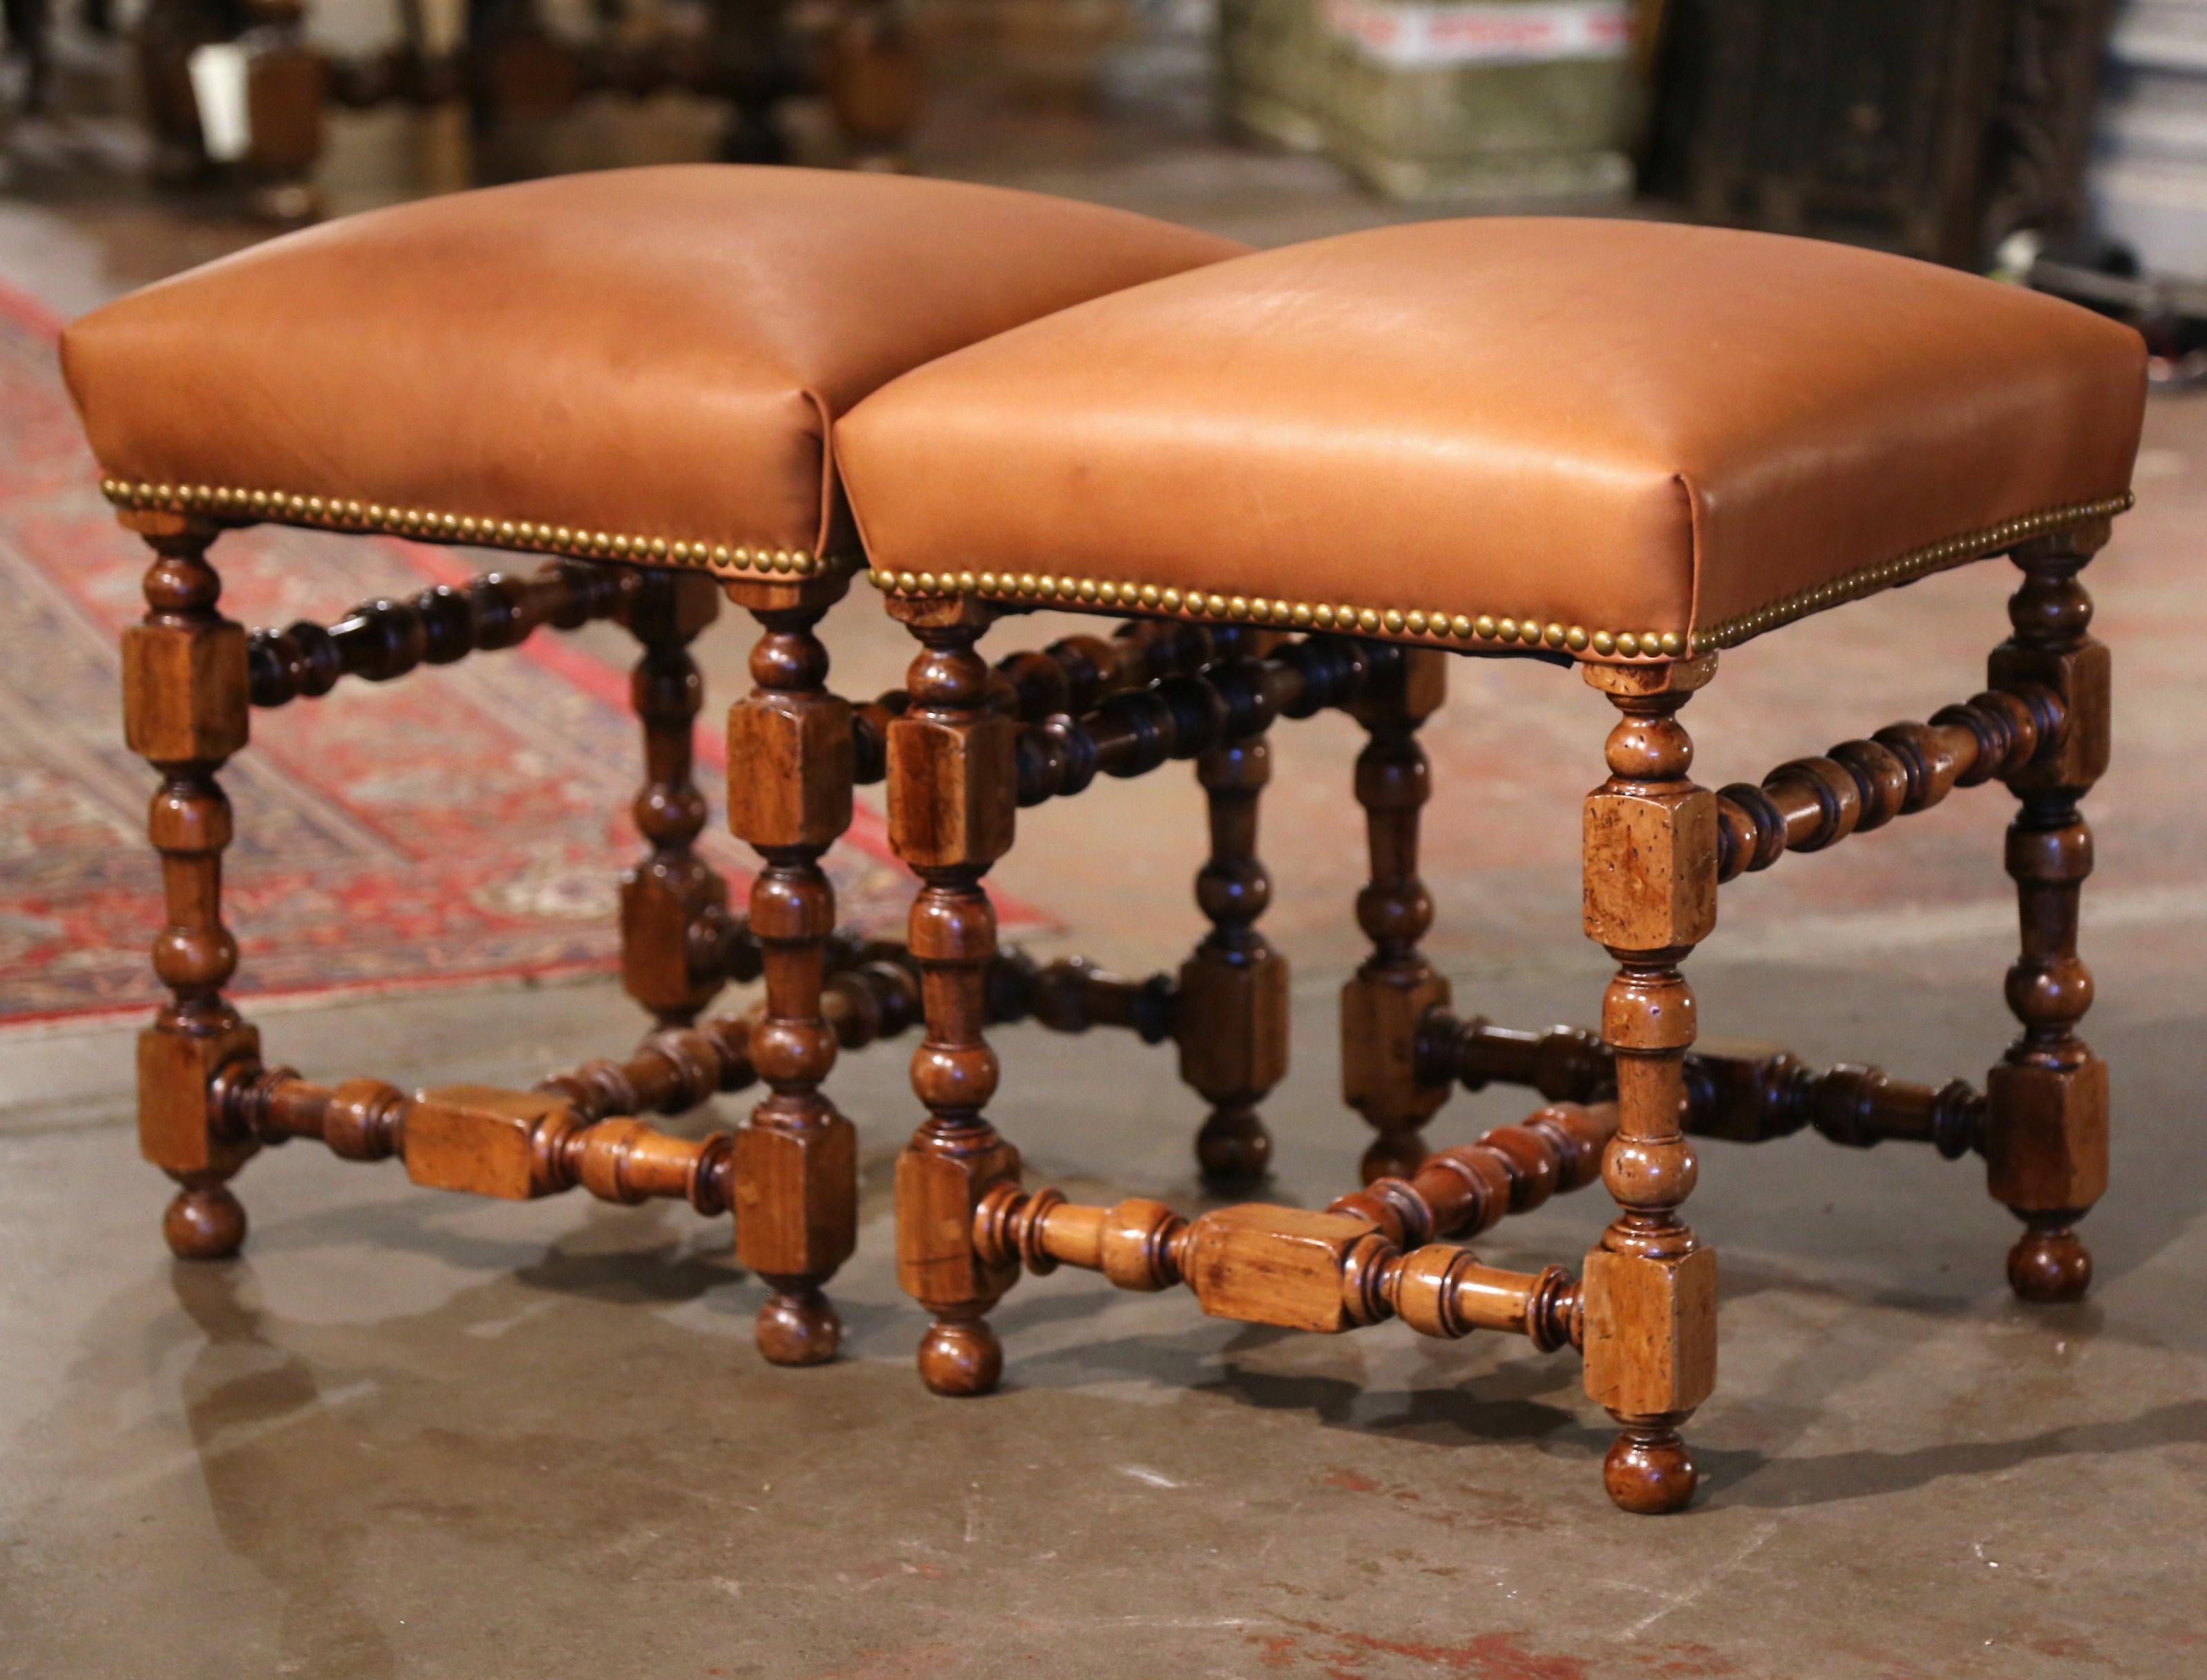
[1579,657,1721,1515]
[886,598,1021,1396]
[1987,525,2114,1303]
[1341,647,1451,1182]
[726,598,858,1366]
[620,568,728,1028]
[120,511,261,1258]
[1182,737,1289,1189]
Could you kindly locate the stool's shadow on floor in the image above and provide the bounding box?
[123,1102,2205,1530]
[1696,1400,2207,1507]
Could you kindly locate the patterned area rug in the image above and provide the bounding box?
[0,285,929,1028]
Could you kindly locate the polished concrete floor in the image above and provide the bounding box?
[6,63,2207,1680]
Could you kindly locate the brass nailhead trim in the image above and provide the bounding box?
[862,490,2135,661]
[1696,493,2135,651]
[864,565,1674,660]
[99,478,851,581]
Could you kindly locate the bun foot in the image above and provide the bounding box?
[1604,1427,1698,1515]
[755,1285,842,1366]
[1196,1108,1272,1192]
[164,1180,245,1260]
[1359,1135,1428,1187]
[2009,1223,2092,1303]
[917,1315,1001,1397]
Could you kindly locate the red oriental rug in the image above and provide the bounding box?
[0,283,940,1029]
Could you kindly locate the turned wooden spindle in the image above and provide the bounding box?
[725,598,860,1365]
[989,621,1221,721]
[1428,1014,1987,1158]
[541,1014,757,1123]
[1329,1099,1616,1248]
[1578,657,1721,1515]
[969,1095,1603,1351]
[1182,724,1289,1189]
[121,513,260,1260]
[1326,1099,1611,1350]
[1714,685,2065,881]
[1010,634,1379,805]
[213,1066,739,1215]
[1683,1049,1985,1155]
[246,560,629,705]
[618,568,729,1026]
[199,959,929,1314]
[1987,525,2114,1302]
[886,598,1023,1397]
[854,619,1226,785]
[988,951,1177,1043]
[1342,648,1452,1182]
[1425,1014,1613,1104]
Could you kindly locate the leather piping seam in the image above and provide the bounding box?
[100,478,858,580]
[864,489,2134,662]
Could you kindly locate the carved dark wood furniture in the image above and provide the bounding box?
[1643,0,2119,268]
[60,164,1242,1365]
[832,216,2148,1511]
[133,0,923,220]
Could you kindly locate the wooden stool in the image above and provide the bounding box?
[832,218,2150,1511]
[60,164,1242,1366]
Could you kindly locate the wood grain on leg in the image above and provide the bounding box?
[886,596,1021,1396]
[619,567,728,1028]
[1342,647,1451,1182]
[1182,733,1288,1190]
[1579,654,1721,1514]
[726,578,860,1366]
[1989,523,2114,1302]
[120,511,259,1258]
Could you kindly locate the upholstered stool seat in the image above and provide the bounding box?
[61,164,1243,575]
[829,214,2149,1513]
[837,219,2145,660]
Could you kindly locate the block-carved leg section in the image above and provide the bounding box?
[726,596,858,1365]
[1343,648,1451,1182]
[887,601,1021,1396]
[1183,737,1289,1189]
[121,513,258,1258]
[1580,657,1721,1514]
[620,567,729,1027]
[1989,526,2114,1303]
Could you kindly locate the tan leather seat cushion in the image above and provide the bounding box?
[836,219,2147,659]
[61,165,1244,571]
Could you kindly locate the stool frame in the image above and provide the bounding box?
[115,500,1304,1366]
[871,513,2114,1514]
[115,488,2113,1513]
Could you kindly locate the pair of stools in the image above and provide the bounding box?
[61,164,2147,1513]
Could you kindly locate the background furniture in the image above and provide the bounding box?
[133,0,921,218]
[1218,0,1642,202]
[1643,0,2119,267]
